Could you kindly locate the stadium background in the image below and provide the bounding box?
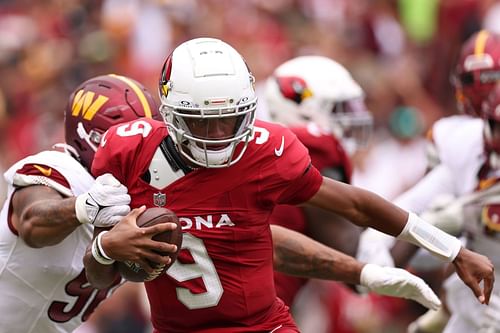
[0,0,498,332]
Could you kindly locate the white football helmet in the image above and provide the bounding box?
[159,38,257,168]
[265,56,373,153]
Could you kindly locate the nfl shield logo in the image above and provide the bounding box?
[153,192,166,207]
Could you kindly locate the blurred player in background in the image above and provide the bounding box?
[84,37,492,333]
[0,74,175,333]
[263,55,372,306]
[356,29,500,333]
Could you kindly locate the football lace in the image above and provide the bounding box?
[145,263,166,282]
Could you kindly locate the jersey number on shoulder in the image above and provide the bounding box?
[251,126,269,145]
[48,270,120,323]
[167,233,224,309]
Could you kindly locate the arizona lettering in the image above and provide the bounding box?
[179,214,235,230]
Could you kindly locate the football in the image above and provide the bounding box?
[117,207,182,282]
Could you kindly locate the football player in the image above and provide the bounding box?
[264,55,372,305]
[356,30,500,333]
[84,37,493,333]
[0,74,176,333]
[0,72,437,333]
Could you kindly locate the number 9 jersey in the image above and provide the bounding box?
[92,118,324,333]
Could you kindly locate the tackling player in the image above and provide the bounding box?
[0,74,175,333]
[357,30,500,333]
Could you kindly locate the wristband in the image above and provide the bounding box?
[397,212,462,262]
[91,231,115,265]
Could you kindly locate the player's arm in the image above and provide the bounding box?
[270,225,441,310]
[306,177,494,304]
[11,173,131,248]
[272,224,362,284]
[11,185,81,247]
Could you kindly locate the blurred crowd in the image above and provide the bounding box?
[2,0,500,332]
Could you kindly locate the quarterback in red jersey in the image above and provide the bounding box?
[264,55,372,305]
[84,38,493,333]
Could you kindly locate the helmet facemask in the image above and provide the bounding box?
[159,97,257,168]
[159,38,258,168]
[329,97,373,154]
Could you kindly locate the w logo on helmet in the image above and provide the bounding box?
[71,89,109,121]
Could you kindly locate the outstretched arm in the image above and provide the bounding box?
[11,173,131,248]
[271,225,441,310]
[11,185,81,247]
[272,224,362,284]
[306,176,494,304]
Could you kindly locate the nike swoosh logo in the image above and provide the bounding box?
[34,165,52,177]
[274,136,285,157]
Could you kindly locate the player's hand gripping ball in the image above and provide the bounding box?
[117,207,182,282]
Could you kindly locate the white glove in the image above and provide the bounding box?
[419,194,464,236]
[479,294,500,333]
[407,307,449,333]
[75,173,130,227]
[360,263,441,310]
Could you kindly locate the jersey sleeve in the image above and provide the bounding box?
[11,163,73,197]
[259,125,323,206]
[91,119,168,187]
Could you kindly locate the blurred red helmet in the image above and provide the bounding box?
[482,83,500,156]
[453,30,500,116]
[64,74,160,170]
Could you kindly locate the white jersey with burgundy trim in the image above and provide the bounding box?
[0,150,117,333]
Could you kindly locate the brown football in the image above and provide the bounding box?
[117,207,182,282]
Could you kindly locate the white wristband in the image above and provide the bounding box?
[91,231,115,265]
[397,212,462,262]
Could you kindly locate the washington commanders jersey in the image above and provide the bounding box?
[92,118,323,333]
[0,150,118,333]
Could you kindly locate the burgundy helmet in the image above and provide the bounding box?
[482,83,500,155]
[64,74,160,170]
[453,30,500,116]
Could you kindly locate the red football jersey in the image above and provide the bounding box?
[270,124,353,306]
[92,118,323,333]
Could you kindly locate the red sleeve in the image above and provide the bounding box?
[277,163,322,205]
[257,123,323,206]
[91,119,168,188]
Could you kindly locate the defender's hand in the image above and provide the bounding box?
[453,247,494,304]
[360,263,441,310]
[75,173,131,227]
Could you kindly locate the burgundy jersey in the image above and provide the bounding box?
[92,118,323,333]
[271,124,352,306]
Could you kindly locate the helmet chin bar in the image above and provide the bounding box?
[188,141,237,168]
[177,128,253,168]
